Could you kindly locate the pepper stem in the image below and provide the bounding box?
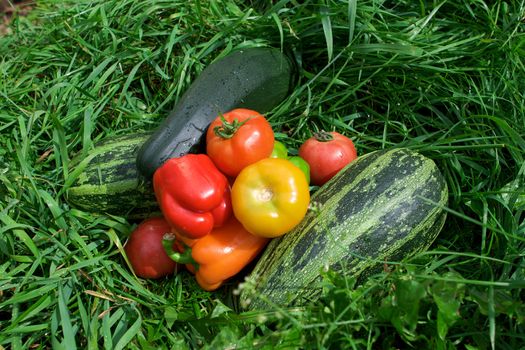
[162,233,199,270]
[213,114,250,139]
[313,130,334,142]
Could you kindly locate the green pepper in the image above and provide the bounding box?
[289,156,311,185]
[270,141,310,184]
[270,140,288,159]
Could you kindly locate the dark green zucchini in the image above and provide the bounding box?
[136,47,295,178]
[239,148,448,309]
[66,133,159,219]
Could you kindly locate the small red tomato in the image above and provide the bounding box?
[206,108,275,177]
[298,131,357,186]
[124,217,178,279]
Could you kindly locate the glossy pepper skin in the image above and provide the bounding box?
[163,218,269,291]
[231,158,310,238]
[153,154,232,239]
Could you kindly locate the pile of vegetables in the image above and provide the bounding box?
[67,47,448,309]
[3,0,523,347]
[125,106,358,291]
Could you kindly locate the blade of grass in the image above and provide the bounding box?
[57,283,77,350]
[0,210,39,259]
[113,308,142,350]
[320,5,333,62]
[348,0,357,43]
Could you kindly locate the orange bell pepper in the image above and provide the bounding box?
[163,217,269,291]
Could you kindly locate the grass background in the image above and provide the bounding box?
[0,0,524,348]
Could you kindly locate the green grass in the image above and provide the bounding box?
[1,0,524,348]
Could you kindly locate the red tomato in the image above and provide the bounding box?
[298,131,357,186]
[206,108,275,177]
[124,217,178,279]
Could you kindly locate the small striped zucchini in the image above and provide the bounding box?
[66,133,158,219]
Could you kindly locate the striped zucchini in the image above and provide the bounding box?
[66,133,159,219]
[239,148,448,309]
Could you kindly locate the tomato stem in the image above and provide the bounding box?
[313,130,334,142]
[162,233,199,270]
[213,114,250,139]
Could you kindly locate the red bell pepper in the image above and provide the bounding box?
[153,154,232,239]
[163,217,269,291]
